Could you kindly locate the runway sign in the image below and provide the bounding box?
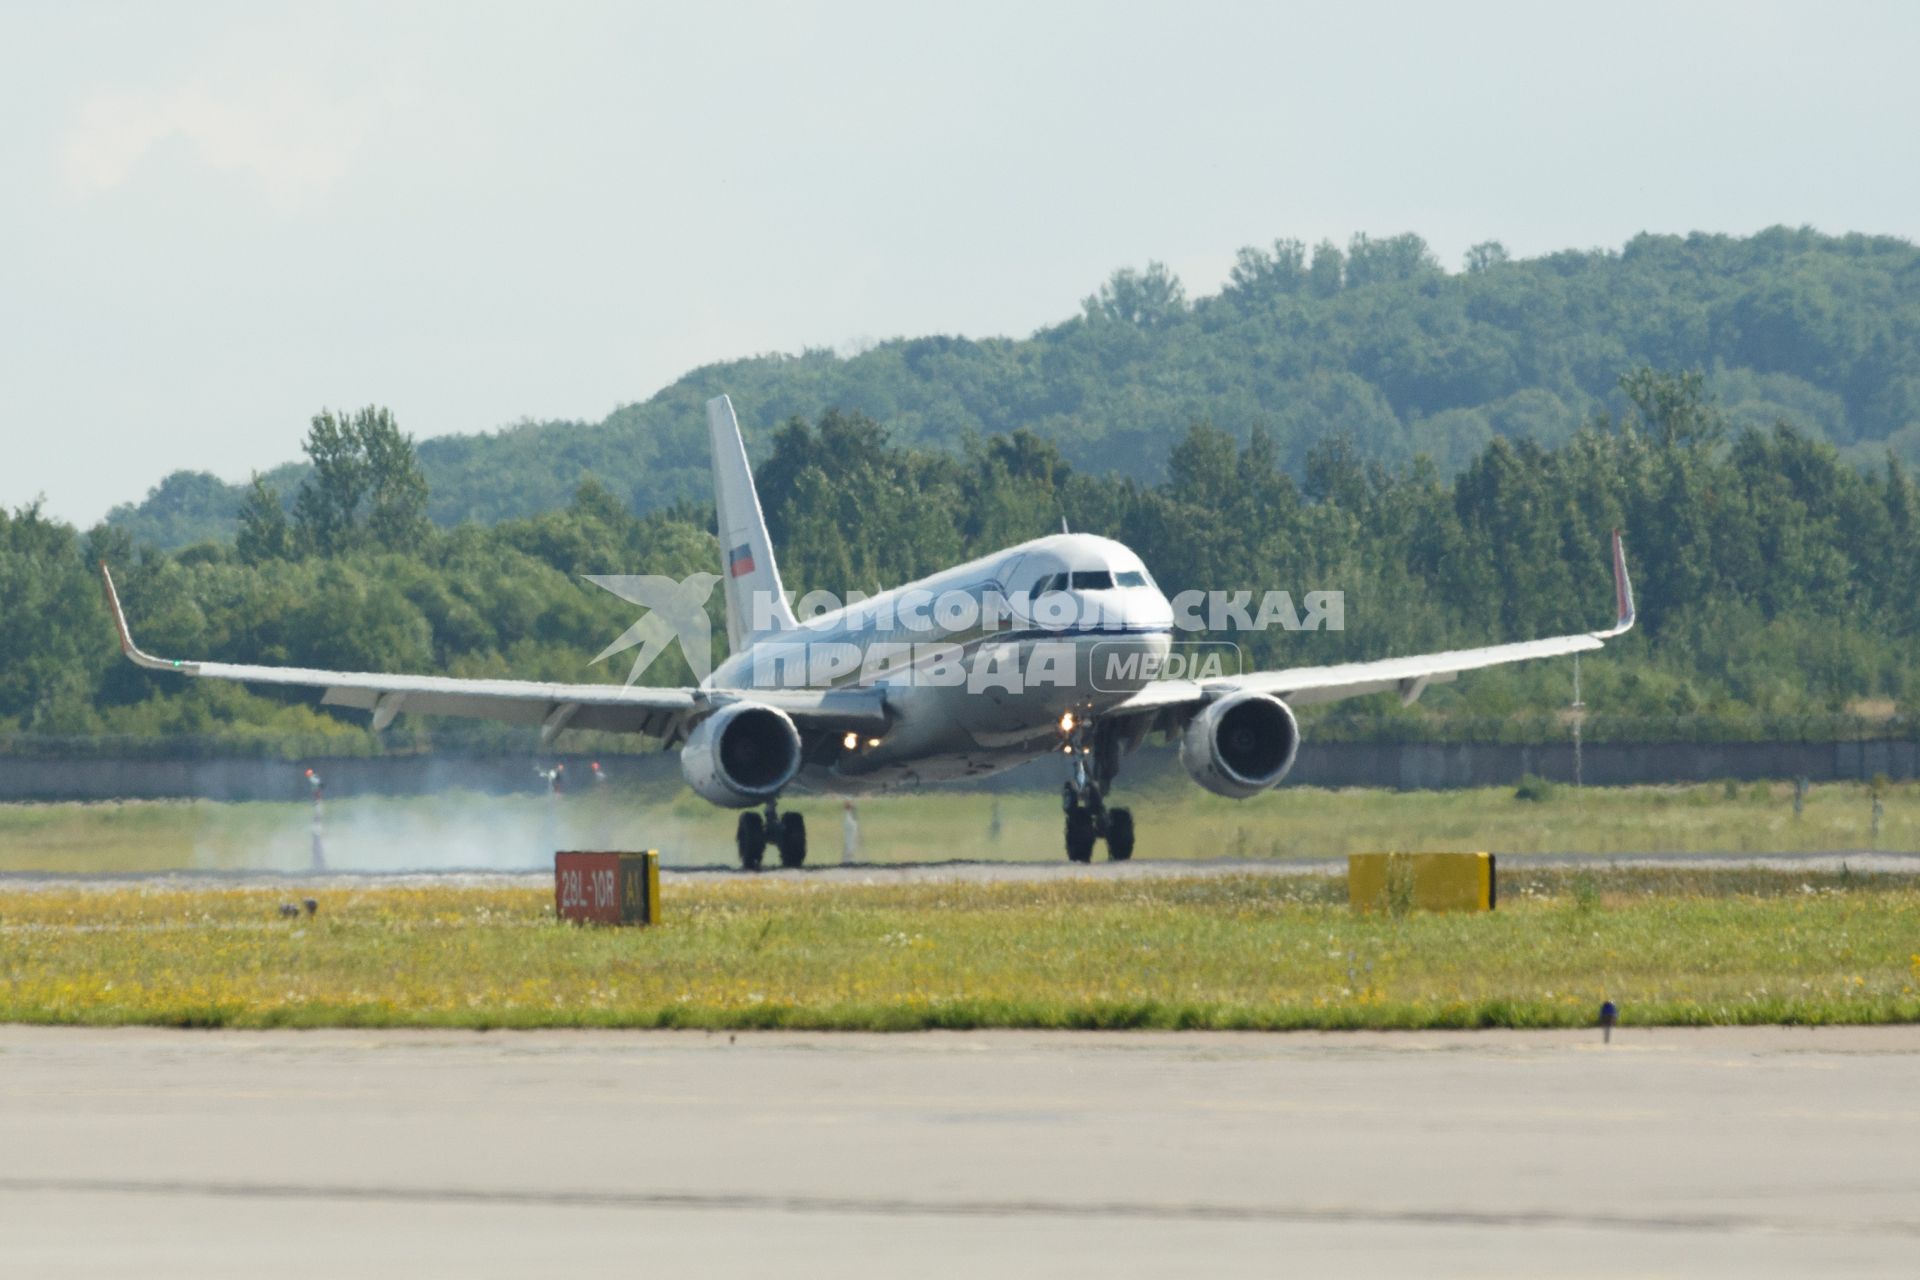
[555,851,661,925]
[1348,852,1495,913]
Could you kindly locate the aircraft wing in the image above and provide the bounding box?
[1110,530,1635,718]
[98,564,887,742]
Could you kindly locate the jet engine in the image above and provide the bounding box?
[1179,690,1300,799]
[680,702,803,808]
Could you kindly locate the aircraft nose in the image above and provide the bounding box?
[1125,587,1176,634]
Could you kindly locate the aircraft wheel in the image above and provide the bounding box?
[1105,807,1134,861]
[1065,807,1096,863]
[778,811,807,868]
[736,811,767,871]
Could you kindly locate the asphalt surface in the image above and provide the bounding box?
[1,1026,1917,1277]
[2,849,1918,891]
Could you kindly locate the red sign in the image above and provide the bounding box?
[555,852,622,924]
[555,851,659,925]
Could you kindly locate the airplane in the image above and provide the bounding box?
[100,395,1635,869]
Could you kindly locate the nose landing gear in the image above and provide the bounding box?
[1061,720,1134,863]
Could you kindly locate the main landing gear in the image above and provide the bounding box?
[1061,719,1134,863]
[736,802,806,871]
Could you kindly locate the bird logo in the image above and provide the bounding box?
[586,572,723,686]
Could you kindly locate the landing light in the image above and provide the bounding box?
[1059,711,1076,733]
[842,732,858,750]
[866,737,881,748]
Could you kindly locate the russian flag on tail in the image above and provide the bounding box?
[728,543,756,578]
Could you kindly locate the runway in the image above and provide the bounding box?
[3,849,1918,892]
[2,1026,1917,1277]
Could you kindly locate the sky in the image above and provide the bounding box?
[3,0,1918,525]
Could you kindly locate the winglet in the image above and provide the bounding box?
[98,562,189,673]
[1596,530,1635,638]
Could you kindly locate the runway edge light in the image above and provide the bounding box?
[1348,852,1495,914]
[555,850,661,925]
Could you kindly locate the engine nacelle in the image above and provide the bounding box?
[1179,691,1300,799]
[680,702,803,808]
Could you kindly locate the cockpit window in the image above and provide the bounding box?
[1115,570,1148,588]
[1070,570,1115,590]
[1034,572,1068,595]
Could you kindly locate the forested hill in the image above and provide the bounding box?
[14,371,1916,749]
[111,227,1920,548]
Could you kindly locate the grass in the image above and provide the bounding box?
[0,779,1916,873]
[2,869,1918,1030]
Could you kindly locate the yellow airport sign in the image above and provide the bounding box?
[1349,852,1495,913]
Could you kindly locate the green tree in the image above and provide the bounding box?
[1619,368,1726,448]
[0,504,109,733]
[235,475,293,563]
[1344,233,1438,289]
[360,408,431,549]
[1226,239,1308,297]
[292,407,429,554]
[1464,241,1509,274]
[1308,240,1343,297]
[1082,262,1188,328]
[293,410,368,555]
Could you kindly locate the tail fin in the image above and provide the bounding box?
[707,395,797,653]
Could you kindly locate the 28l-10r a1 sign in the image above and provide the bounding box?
[555,851,660,925]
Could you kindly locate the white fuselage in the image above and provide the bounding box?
[706,533,1175,790]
